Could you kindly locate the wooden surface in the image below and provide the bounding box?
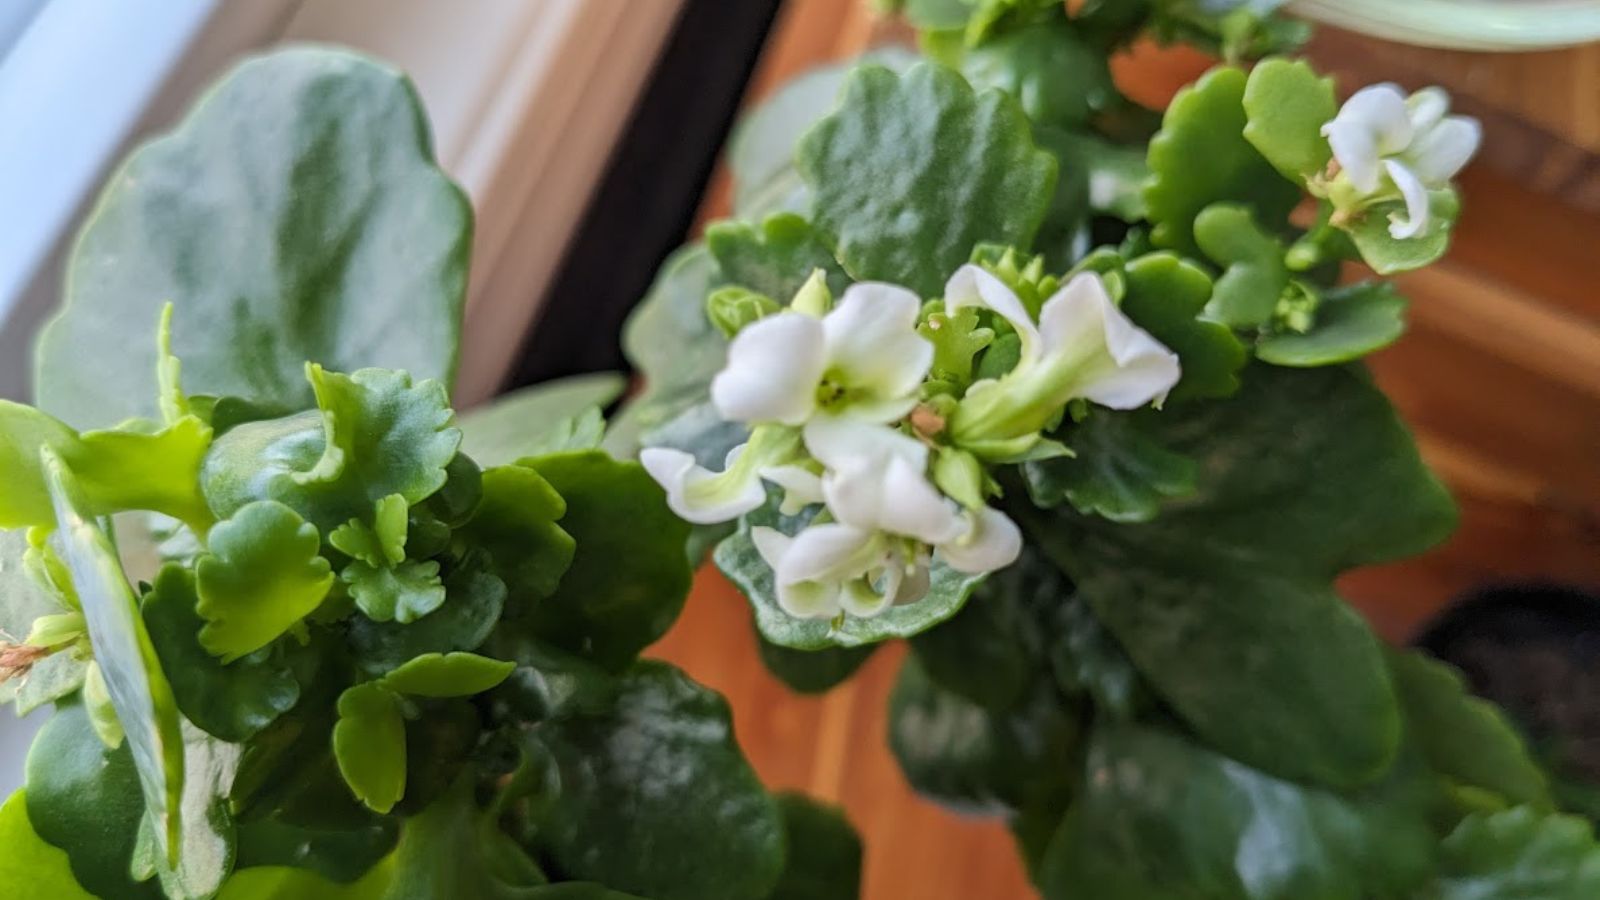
[651,3,1600,897]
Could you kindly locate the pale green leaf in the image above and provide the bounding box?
[381,652,515,697]
[1241,57,1337,181]
[342,559,446,624]
[333,682,407,814]
[196,501,334,661]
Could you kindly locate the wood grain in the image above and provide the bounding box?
[650,4,1600,897]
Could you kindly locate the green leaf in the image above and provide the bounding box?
[766,793,864,900]
[1144,65,1300,258]
[1119,253,1247,401]
[706,213,849,301]
[488,635,621,722]
[0,790,96,898]
[218,862,392,900]
[888,654,1080,817]
[333,682,407,814]
[131,722,242,900]
[1024,408,1198,523]
[196,500,333,660]
[1388,649,1550,808]
[456,465,575,606]
[380,651,514,697]
[43,451,187,862]
[1023,364,1457,788]
[342,559,446,624]
[143,564,299,742]
[756,631,878,695]
[1036,723,1437,900]
[0,528,88,714]
[36,47,471,429]
[1256,282,1407,367]
[458,373,627,467]
[1344,189,1462,275]
[1241,57,1336,181]
[25,701,164,899]
[798,62,1057,296]
[348,555,506,675]
[716,494,987,650]
[520,451,691,670]
[329,495,408,568]
[908,560,1046,710]
[527,661,785,900]
[0,402,78,526]
[958,7,1117,130]
[1434,806,1600,899]
[1194,203,1288,329]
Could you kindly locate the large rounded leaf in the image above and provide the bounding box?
[36,46,471,429]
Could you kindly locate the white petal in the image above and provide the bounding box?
[1323,83,1411,194]
[760,464,824,515]
[944,264,1039,362]
[777,523,879,586]
[778,579,844,619]
[937,507,1022,574]
[640,446,766,524]
[802,416,927,472]
[711,313,826,425]
[1037,273,1181,409]
[1405,116,1481,185]
[751,525,793,570]
[823,456,964,544]
[839,577,894,618]
[821,283,934,406]
[1405,86,1450,135]
[1384,160,1431,240]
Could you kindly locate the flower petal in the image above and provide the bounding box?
[839,577,894,618]
[802,417,927,472]
[937,506,1021,574]
[944,264,1039,362]
[640,446,767,524]
[779,579,844,619]
[823,456,964,544]
[1323,83,1411,193]
[1405,116,1481,185]
[777,523,880,586]
[1405,86,1450,135]
[760,464,824,515]
[1384,160,1431,240]
[821,283,934,406]
[711,313,826,425]
[1037,273,1181,409]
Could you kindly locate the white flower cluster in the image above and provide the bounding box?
[642,264,1179,621]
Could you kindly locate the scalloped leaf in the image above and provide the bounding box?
[1256,282,1407,367]
[1120,253,1247,402]
[958,6,1117,130]
[455,466,575,607]
[196,501,333,661]
[342,559,446,625]
[1024,409,1198,523]
[706,213,849,302]
[333,683,406,815]
[36,47,471,430]
[798,62,1057,296]
[1241,57,1337,182]
[1194,202,1288,329]
[1344,189,1461,275]
[348,555,506,676]
[380,652,514,697]
[329,494,408,568]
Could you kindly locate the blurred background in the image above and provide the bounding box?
[1,1,1597,896]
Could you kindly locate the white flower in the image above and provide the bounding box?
[937,506,1022,574]
[1322,84,1481,239]
[944,265,1180,456]
[752,523,927,619]
[641,425,800,524]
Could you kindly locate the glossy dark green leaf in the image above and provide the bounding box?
[143,563,299,742]
[487,635,621,722]
[798,62,1057,296]
[1024,365,1457,788]
[0,527,87,714]
[888,654,1081,817]
[1194,202,1288,329]
[1256,281,1407,367]
[959,7,1116,130]
[706,213,849,302]
[36,47,471,429]
[766,793,863,900]
[520,451,691,670]
[1024,408,1198,523]
[348,555,506,676]
[26,702,163,899]
[1389,649,1550,808]
[233,814,397,887]
[458,374,626,468]
[1036,723,1437,900]
[457,465,575,608]
[527,661,784,900]
[716,494,987,650]
[756,630,878,695]
[1120,253,1247,401]
[1144,65,1300,258]
[0,790,96,898]
[1343,189,1462,275]
[1433,806,1600,899]
[332,683,406,814]
[908,566,1046,711]
[1241,57,1336,182]
[196,500,334,660]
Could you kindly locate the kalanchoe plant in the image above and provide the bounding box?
[0,48,855,900]
[616,1,1600,896]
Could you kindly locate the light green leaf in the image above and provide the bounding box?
[525,661,785,900]
[1241,57,1337,181]
[766,793,864,900]
[36,47,471,429]
[519,451,691,670]
[0,401,84,528]
[0,790,96,899]
[1344,189,1462,275]
[458,373,626,467]
[0,528,88,714]
[348,554,506,676]
[1023,364,1457,788]
[142,564,299,742]
[1194,202,1288,328]
[196,500,334,661]
[706,212,849,301]
[218,861,393,900]
[1144,65,1300,258]
[455,465,575,606]
[83,660,125,748]
[1119,253,1247,401]
[1256,282,1407,367]
[1024,408,1198,523]
[342,559,446,624]
[329,494,409,568]
[380,651,514,697]
[43,450,187,862]
[1434,806,1600,899]
[333,682,407,814]
[798,62,1057,296]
